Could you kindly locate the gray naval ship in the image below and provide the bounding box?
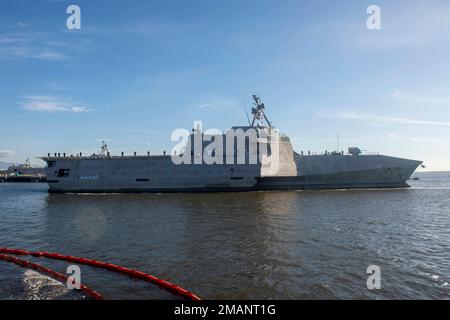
[41,96,423,193]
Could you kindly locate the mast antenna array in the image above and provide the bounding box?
[99,141,109,157]
[251,95,273,128]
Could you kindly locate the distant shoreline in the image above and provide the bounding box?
[415,171,450,174]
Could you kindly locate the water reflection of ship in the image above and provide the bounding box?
[43,190,295,299]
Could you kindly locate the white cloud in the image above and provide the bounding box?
[197,96,238,111]
[391,89,450,105]
[120,128,166,135]
[198,103,222,111]
[34,50,66,61]
[21,96,92,113]
[319,110,450,127]
[48,82,65,90]
[388,133,441,143]
[0,31,75,61]
[0,35,67,61]
[84,20,197,39]
[0,149,15,158]
[325,2,450,50]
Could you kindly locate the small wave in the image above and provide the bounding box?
[23,269,68,300]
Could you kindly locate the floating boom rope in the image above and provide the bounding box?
[0,253,103,300]
[0,248,201,301]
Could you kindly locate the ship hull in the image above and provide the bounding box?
[43,154,422,193]
[4,176,46,183]
[255,154,421,190]
[44,156,260,193]
[255,169,410,190]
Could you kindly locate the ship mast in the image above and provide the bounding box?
[251,95,273,128]
[99,141,110,157]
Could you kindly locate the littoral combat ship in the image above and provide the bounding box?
[41,96,422,193]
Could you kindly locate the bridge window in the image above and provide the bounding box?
[57,169,70,177]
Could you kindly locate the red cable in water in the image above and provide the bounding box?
[0,248,201,301]
[0,253,103,300]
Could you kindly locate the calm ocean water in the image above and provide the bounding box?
[0,172,449,300]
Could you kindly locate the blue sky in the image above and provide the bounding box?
[1,0,450,170]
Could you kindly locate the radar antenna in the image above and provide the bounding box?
[99,141,109,157]
[251,95,273,128]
